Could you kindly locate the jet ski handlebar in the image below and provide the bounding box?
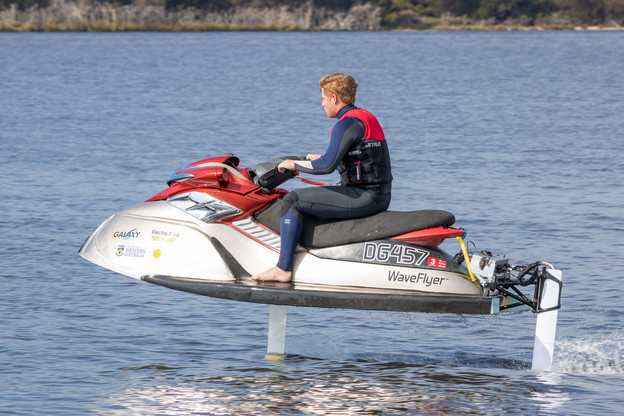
[253,155,307,192]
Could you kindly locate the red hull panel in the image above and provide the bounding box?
[392,227,465,247]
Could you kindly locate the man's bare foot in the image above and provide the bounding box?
[252,266,292,282]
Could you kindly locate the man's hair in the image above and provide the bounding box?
[319,73,358,105]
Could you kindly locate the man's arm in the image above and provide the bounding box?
[294,118,364,175]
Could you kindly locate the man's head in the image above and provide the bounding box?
[319,73,358,118]
[319,73,358,105]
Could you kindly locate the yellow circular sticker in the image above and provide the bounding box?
[153,249,161,258]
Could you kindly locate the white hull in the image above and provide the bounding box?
[80,202,481,296]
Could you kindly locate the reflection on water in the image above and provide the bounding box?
[529,373,571,415]
[101,358,573,415]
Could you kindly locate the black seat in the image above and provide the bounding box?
[254,200,455,249]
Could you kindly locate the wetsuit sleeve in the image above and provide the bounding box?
[294,118,365,175]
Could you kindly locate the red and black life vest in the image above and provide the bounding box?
[338,108,393,187]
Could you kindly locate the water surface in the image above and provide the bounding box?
[1,31,623,415]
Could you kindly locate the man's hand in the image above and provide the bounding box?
[278,159,295,172]
[306,154,322,161]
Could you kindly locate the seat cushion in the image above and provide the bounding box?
[254,200,455,249]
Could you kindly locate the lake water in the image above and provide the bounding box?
[1,31,623,415]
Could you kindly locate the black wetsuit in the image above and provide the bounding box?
[276,104,392,271]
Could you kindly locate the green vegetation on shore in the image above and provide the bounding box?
[1,0,622,31]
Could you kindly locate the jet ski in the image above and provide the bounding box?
[80,154,563,369]
[79,154,561,316]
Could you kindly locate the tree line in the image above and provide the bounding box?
[1,0,622,30]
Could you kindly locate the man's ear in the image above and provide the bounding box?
[332,94,340,105]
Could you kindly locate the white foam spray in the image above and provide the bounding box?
[553,333,624,375]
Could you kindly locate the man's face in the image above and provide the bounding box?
[321,89,339,118]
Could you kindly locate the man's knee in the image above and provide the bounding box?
[281,191,300,217]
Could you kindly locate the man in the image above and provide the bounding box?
[252,73,392,282]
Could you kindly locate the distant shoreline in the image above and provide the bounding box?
[1,24,622,32]
[1,0,622,33]
[2,20,623,32]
